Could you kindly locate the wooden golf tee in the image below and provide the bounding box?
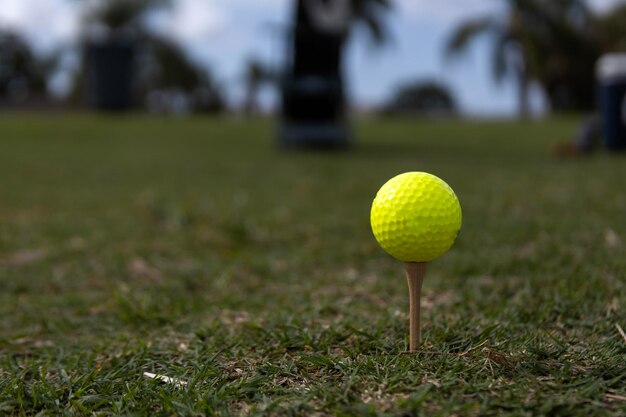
[404,262,427,352]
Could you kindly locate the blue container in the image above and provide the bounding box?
[597,54,626,151]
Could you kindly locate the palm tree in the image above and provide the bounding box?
[525,1,598,112]
[446,0,594,116]
[137,35,225,113]
[281,0,391,147]
[446,2,531,117]
[349,0,392,45]
[82,0,171,34]
[78,0,223,112]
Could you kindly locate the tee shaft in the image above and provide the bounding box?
[404,262,427,352]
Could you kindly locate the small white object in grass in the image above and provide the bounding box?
[616,323,626,344]
[143,372,188,387]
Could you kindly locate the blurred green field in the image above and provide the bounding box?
[1,114,625,416]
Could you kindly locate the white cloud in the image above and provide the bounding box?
[231,0,289,10]
[147,0,226,43]
[101,0,282,47]
[589,0,625,13]
[0,0,78,54]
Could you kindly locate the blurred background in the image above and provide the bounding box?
[0,0,624,125]
[2,3,626,414]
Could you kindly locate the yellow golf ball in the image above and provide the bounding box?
[370,172,462,262]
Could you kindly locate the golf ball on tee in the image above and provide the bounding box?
[370,172,462,262]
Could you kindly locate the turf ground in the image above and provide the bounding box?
[0,114,625,416]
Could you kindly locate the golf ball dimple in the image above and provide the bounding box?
[370,172,462,262]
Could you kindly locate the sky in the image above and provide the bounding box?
[0,0,623,116]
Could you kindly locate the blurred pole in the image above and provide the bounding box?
[278,0,351,149]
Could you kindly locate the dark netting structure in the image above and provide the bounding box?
[279,0,351,148]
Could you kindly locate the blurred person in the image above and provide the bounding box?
[551,114,604,156]
[552,53,626,156]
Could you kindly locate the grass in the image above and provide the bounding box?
[0,113,625,416]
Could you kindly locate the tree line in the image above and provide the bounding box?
[446,0,626,116]
[0,0,624,115]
